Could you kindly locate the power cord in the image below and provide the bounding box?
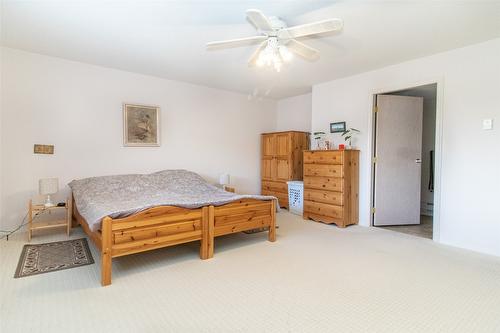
[0,211,42,241]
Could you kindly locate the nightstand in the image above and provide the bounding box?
[28,199,72,242]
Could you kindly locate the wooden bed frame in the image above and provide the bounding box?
[72,197,276,286]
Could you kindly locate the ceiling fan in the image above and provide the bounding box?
[206,9,343,72]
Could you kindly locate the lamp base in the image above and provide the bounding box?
[44,195,55,208]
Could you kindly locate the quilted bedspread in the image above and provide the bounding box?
[69,169,277,232]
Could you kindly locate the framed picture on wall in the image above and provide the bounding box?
[330,121,346,133]
[123,103,160,147]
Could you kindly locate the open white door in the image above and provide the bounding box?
[374,95,423,226]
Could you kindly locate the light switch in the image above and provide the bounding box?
[482,119,493,130]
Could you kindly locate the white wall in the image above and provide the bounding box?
[0,48,276,230]
[275,93,311,132]
[312,38,500,256]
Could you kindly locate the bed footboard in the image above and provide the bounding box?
[73,197,276,286]
[207,199,276,257]
[101,206,209,286]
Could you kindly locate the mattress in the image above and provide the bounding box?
[69,169,276,232]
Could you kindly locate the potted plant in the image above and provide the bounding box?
[341,128,360,149]
[313,131,326,150]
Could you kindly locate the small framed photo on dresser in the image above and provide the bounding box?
[123,103,160,147]
[330,121,346,133]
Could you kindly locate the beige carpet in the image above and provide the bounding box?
[1,212,500,332]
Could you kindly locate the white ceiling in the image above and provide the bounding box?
[2,0,500,99]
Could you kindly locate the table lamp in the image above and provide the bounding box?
[39,178,59,207]
[219,173,230,190]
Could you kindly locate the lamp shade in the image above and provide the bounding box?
[39,178,59,195]
[219,173,230,186]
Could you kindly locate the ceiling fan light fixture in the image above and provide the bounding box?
[257,48,272,66]
[256,39,290,72]
[278,45,293,62]
[274,59,282,72]
[207,9,343,72]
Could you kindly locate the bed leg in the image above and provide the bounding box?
[71,194,79,228]
[101,217,112,286]
[200,206,214,259]
[207,206,215,258]
[269,199,276,242]
[200,207,209,259]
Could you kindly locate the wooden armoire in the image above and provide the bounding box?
[261,131,310,208]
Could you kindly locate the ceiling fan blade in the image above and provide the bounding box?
[246,9,273,31]
[206,36,267,50]
[248,40,268,67]
[278,18,343,39]
[286,39,320,61]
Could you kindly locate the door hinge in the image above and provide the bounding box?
[372,156,378,164]
[373,106,378,113]
[371,207,376,214]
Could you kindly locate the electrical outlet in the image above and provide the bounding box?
[482,119,493,130]
[34,144,54,154]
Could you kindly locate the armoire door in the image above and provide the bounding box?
[275,158,290,181]
[262,134,276,158]
[275,133,290,157]
[261,158,274,180]
[262,134,276,180]
[274,133,291,181]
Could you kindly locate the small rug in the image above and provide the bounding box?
[14,238,94,278]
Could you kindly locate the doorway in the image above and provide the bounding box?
[371,83,437,239]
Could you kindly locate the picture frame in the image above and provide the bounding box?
[123,103,160,147]
[330,121,346,133]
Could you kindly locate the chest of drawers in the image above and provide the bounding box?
[303,150,359,227]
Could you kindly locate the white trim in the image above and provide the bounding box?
[368,77,444,242]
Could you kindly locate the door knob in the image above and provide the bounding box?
[415,159,422,164]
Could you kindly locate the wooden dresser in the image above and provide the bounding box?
[303,150,359,227]
[261,131,310,209]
